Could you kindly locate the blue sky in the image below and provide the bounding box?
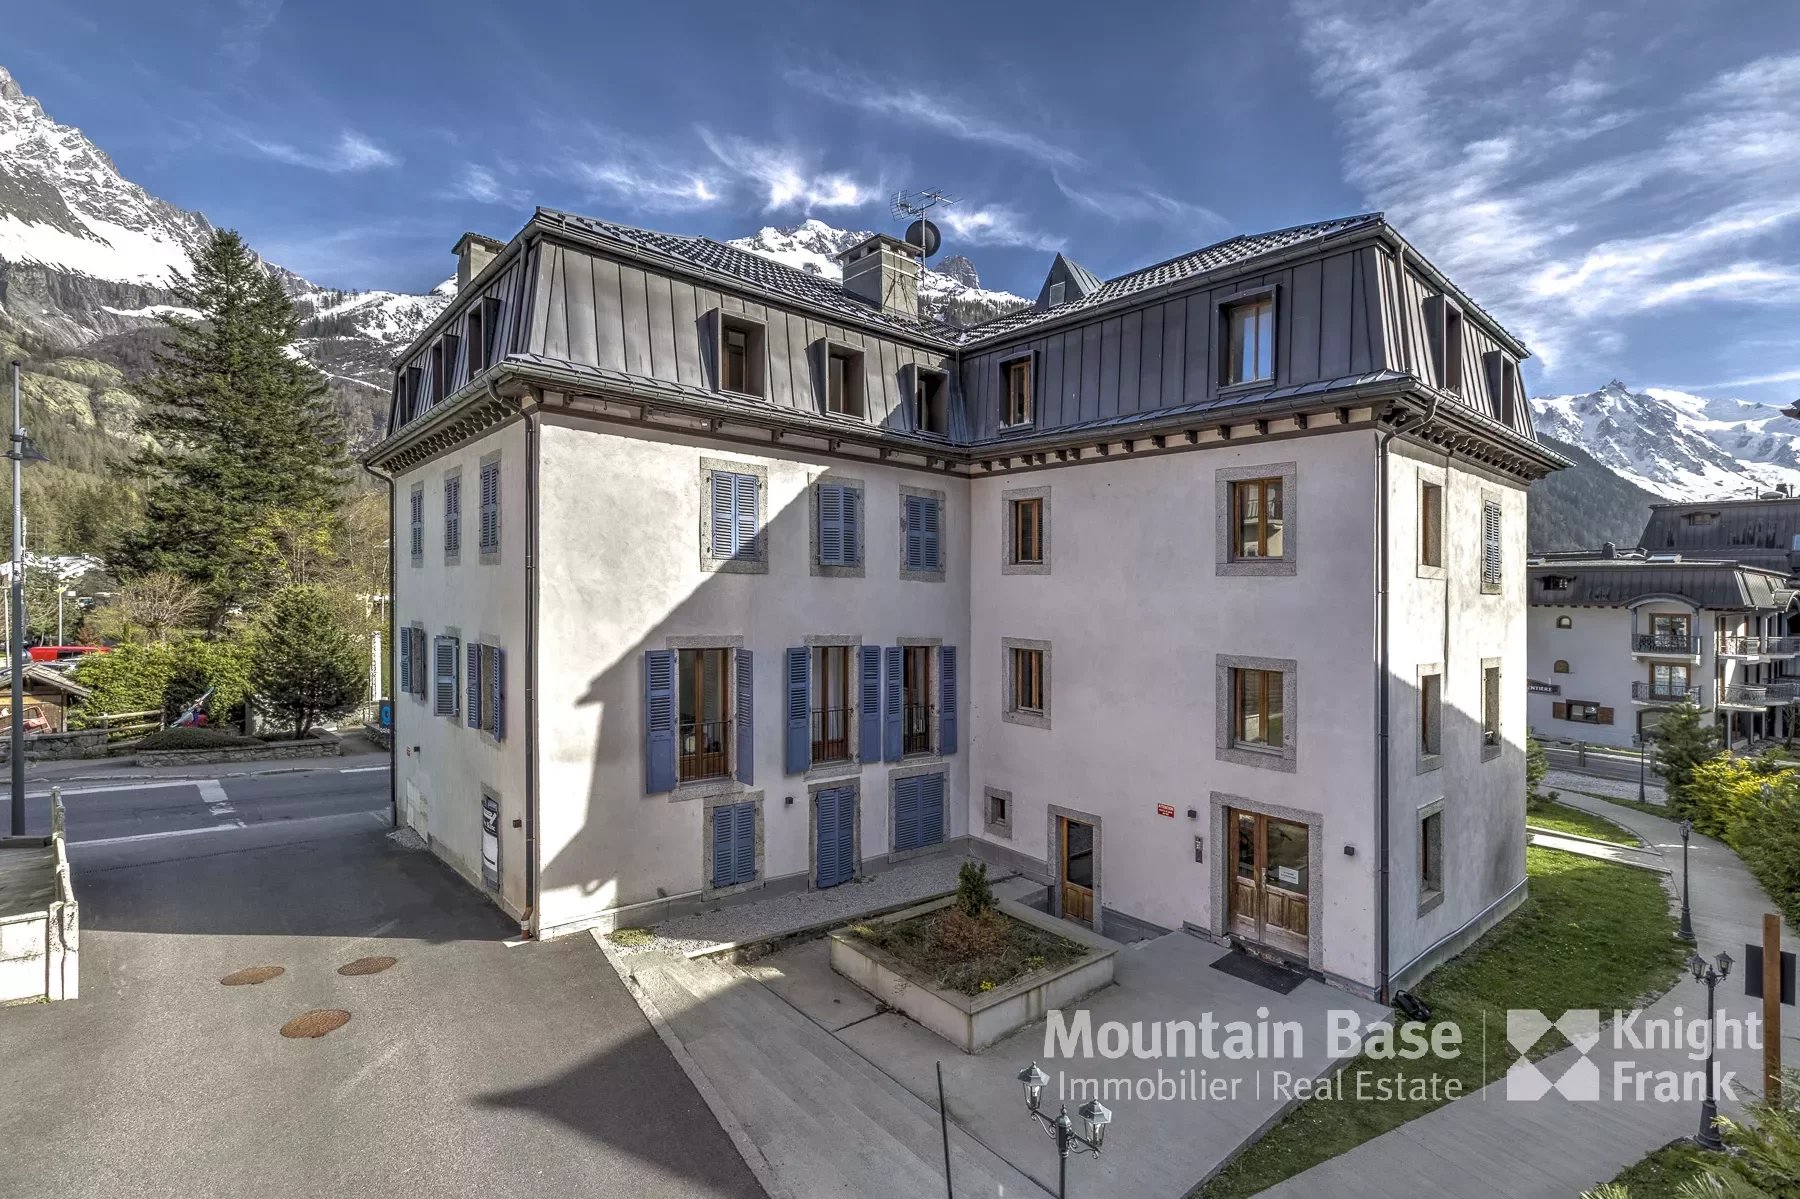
[11,1,1800,403]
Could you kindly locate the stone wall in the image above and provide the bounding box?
[0,728,109,763]
[134,737,342,767]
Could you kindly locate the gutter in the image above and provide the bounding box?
[521,382,541,938]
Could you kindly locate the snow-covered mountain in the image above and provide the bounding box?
[1530,380,1800,502]
[729,219,1029,327]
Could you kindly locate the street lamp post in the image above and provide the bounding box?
[56,588,73,646]
[1678,819,1696,944]
[6,361,47,837]
[1017,1062,1112,1198]
[1687,949,1733,1151]
[1634,732,1647,803]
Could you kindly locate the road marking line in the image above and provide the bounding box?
[71,810,389,848]
[340,766,390,774]
[197,779,230,805]
[12,779,207,800]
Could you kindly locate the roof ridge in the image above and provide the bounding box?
[1096,211,1384,287]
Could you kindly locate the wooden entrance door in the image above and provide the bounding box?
[1227,810,1310,958]
[1058,816,1095,926]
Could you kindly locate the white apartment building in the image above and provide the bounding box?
[365,209,1562,999]
[1528,547,1799,750]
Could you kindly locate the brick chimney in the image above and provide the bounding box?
[453,232,504,292]
[835,234,922,318]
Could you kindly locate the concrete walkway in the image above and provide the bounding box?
[1255,794,1800,1199]
[1526,828,1667,873]
[1545,768,1667,806]
[600,936,1052,1198]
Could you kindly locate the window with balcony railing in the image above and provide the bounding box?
[902,646,934,756]
[811,644,853,763]
[678,647,732,781]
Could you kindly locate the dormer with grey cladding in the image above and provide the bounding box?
[836,233,922,319]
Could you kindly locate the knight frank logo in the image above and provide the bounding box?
[1505,1009,1602,1101]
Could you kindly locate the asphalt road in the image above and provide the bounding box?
[11,764,393,844]
[0,780,764,1199]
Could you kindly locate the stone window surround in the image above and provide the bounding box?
[1001,637,1052,730]
[887,761,950,863]
[898,483,947,583]
[408,481,424,567]
[898,636,945,761]
[1001,484,1052,576]
[983,785,1013,840]
[699,457,769,575]
[1481,657,1503,763]
[1480,488,1503,596]
[804,634,864,781]
[1417,662,1444,775]
[806,777,862,889]
[1207,791,1325,973]
[701,789,765,900]
[807,471,866,579]
[478,449,503,566]
[1416,465,1446,581]
[1417,797,1445,916]
[666,635,748,802]
[1045,802,1102,936]
[1215,460,1297,577]
[443,465,462,565]
[1215,653,1298,773]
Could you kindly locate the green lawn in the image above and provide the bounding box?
[1529,798,1643,845]
[1593,1139,1720,1199]
[1200,846,1686,1198]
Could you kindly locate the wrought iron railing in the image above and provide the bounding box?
[902,703,934,756]
[679,718,732,780]
[1631,681,1702,704]
[811,707,852,763]
[1718,635,1800,657]
[1634,633,1698,655]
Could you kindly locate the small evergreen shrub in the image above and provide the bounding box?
[954,860,995,918]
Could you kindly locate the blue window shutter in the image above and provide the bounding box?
[883,645,903,761]
[816,789,837,887]
[736,473,760,561]
[819,484,844,566]
[843,486,861,564]
[734,802,756,884]
[490,646,505,741]
[735,649,754,785]
[710,471,736,559]
[859,645,882,763]
[712,805,735,887]
[644,650,677,793]
[479,461,500,554]
[922,498,941,571]
[835,787,855,880]
[784,647,810,774]
[466,643,482,729]
[919,773,944,848]
[398,628,412,696]
[413,628,427,697]
[939,646,958,755]
[893,776,919,851]
[903,496,923,571]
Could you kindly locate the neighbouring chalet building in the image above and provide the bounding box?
[1529,545,1800,750]
[363,206,1563,1000]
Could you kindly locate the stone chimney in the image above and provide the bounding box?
[1601,541,1617,559]
[453,232,504,292]
[835,234,922,318]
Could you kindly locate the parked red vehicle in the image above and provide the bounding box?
[26,645,106,664]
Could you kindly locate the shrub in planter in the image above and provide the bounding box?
[955,860,995,918]
[162,636,255,727]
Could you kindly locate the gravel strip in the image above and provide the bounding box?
[606,853,983,959]
[1544,769,1668,805]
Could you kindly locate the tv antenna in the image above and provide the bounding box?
[891,189,957,260]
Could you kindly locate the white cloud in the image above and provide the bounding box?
[940,206,1063,251]
[1294,1,1800,373]
[574,160,721,213]
[246,129,398,173]
[784,66,1080,168]
[450,164,527,207]
[698,129,880,212]
[1054,174,1228,233]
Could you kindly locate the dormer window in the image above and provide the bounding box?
[1221,292,1275,386]
[428,340,446,406]
[1047,282,1065,306]
[1484,350,1520,425]
[827,345,866,419]
[718,313,767,398]
[1541,574,1573,592]
[1426,296,1466,395]
[1687,512,1718,526]
[915,367,948,436]
[1003,356,1033,427]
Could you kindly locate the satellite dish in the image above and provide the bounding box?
[905,218,941,258]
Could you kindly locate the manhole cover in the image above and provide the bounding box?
[280,1009,351,1039]
[337,955,397,977]
[220,966,285,986]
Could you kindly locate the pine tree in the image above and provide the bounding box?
[1650,701,1721,817]
[114,230,348,621]
[249,585,368,737]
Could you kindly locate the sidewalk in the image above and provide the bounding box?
[1254,794,1799,1199]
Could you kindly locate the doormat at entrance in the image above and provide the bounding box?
[1208,949,1306,995]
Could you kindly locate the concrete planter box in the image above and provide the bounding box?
[134,729,342,767]
[829,896,1117,1053]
